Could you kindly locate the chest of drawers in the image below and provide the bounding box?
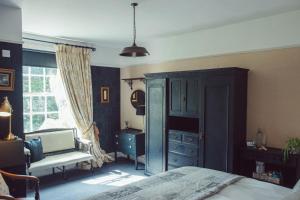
[168,130,199,169]
[115,128,145,170]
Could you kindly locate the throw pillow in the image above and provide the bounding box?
[0,173,9,196]
[282,190,300,200]
[25,138,44,162]
[294,179,300,191]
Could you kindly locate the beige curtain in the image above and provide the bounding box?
[55,44,112,167]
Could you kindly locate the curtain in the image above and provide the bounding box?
[55,44,112,167]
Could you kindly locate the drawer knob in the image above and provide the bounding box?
[116,142,118,145]
[115,135,118,138]
[129,145,132,149]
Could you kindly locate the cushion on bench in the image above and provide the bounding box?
[25,130,76,153]
[28,151,93,172]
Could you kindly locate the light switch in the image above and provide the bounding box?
[2,50,11,58]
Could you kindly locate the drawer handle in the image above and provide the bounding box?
[173,159,178,162]
[129,145,132,149]
[129,138,132,141]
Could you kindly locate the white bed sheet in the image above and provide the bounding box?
[207,177,291,200]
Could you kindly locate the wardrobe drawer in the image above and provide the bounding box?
[168,152,197,167]
[182,133,198,145]
[168,130,182,142]
[169,141,198,157]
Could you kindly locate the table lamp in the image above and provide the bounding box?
[0,96,15,140]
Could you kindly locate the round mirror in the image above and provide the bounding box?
[131,90,145,109]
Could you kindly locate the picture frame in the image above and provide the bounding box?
[100,87,110,103]
[0,68,15,91]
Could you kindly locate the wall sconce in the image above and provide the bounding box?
[0,96,15,140]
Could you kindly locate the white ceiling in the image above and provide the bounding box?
[21,0,300,47]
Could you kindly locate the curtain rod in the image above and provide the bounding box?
[23,37,96,51]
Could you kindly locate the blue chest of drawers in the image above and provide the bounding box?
[115,128,145,169]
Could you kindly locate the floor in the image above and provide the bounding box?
[28,159,147,200]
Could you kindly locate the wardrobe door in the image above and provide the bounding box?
[169,78,183,116]
[202,78,231,172]
[145,78,167,175]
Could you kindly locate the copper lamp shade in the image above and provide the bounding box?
[120,44,149,57]
[120,3,149,57]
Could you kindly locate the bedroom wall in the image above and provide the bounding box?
[91,66,120,153]
[0,5,23,138]
[121,46,300,149]
[0,5,22,44]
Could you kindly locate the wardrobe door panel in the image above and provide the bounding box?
[145,79,167,175]
[203,81,230,172]
[169,79,182,116]
[185,79,199,117]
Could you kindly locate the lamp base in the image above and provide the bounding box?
[5,132,16,140]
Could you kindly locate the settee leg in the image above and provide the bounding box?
[90,160,94,174]
[52,168,55,175]
[62,166,66,179]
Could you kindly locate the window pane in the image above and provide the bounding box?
[47,113,59,119]
[45,68,57,75]
[32,114,45,131]
[23,76,29,93]
[47,96,58,112]
[24,114,31,133]
[23,96,30,113]
[23,66,29,74]
[32,96,45,112]
[31,67,44,75]
[31,76,44,92]
[45,77,51,92]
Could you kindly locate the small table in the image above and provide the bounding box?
[240,147,300,188]
[115,128,145,170]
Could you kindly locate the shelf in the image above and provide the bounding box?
[122,77,145,90]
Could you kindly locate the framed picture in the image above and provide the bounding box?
[101,87,110,103]
[0,68,15,91]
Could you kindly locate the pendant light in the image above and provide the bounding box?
[120,3,149,57]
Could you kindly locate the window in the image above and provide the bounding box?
[23,66,74,133]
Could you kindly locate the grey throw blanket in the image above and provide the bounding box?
[83,166,243,200]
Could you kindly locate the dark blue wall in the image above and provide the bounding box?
[91,66,120,153]
[0,42,23,139]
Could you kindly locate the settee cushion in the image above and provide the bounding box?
[25,130,76,153]
[28,151,93,172]
[25,138,44,162]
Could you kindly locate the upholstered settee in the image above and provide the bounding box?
[25,128,93,178]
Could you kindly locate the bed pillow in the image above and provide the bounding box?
[294,179,300,191]
[0,174,9,196]
[283,190,300,200]
[25,138,44,162]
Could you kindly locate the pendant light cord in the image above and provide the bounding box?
[132,3,137,46]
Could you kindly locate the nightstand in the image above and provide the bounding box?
[115,128,145,170]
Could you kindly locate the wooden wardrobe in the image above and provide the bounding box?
[145,68,248,175]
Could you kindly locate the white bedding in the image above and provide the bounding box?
[83,166,292,200]
[208,177,291,200]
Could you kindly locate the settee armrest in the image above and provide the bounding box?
[75,137,92,154]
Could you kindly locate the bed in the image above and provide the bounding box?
[82,166,300,200]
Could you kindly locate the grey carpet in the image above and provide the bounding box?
[28,158,146,200]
